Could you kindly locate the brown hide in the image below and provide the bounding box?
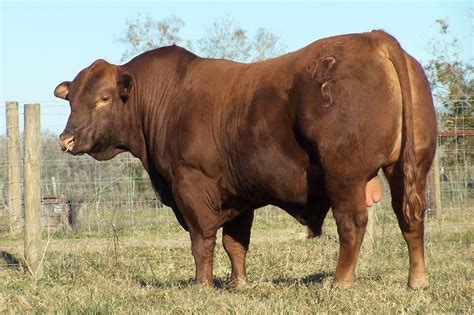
[55,30,437,288]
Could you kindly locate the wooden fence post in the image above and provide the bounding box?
[6,101,22,236]
[432,150,442,216]
[427,148,442,217]
[24,103,43,279]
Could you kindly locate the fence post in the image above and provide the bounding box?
[432,150,442,215]
[24,103,43,279]
[6,101,22,237]
[427,149,442,217]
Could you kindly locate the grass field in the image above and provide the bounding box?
[0,206,472,313]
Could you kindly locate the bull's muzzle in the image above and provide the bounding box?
[59,134,75,152]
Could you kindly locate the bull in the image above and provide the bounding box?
[54,30,437,289]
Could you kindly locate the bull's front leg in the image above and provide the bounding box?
[171,167,225,287]
[189,231,217,286]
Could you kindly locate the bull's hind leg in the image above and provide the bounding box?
[325,179,369,288]
[383,163,429,289]
[222,210,254,286]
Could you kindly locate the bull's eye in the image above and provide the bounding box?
[96,95,111,107]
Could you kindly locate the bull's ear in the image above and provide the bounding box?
[54,81,71,100]
[117,72,134,103]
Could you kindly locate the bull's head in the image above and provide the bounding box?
[54,59,134,160]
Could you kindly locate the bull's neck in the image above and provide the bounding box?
[126,67,179,178]
[116,79,148,167]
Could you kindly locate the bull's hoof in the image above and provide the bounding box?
[306,227,322,239]
[229,277,248,290]
[333,280,353,289]
[408,275,429,290]
[196,279,214,288]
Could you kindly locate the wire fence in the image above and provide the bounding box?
[0,101,473,242]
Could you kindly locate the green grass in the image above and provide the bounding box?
[0,207,472,313]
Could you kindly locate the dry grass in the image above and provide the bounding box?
[0,207,472,313]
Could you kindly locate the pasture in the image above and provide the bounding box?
[0,206,472,313]
[0,102,472,312]
[2,2,472,313]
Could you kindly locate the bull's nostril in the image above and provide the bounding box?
[59,135,75,152]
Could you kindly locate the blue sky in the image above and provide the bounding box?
[0,0,472,134]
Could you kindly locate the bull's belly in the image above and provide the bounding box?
[251,165,311,207]
[236,163,383,209]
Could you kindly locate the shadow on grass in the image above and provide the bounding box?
[136,272,332,289]
[271,271,332,286]
[0,251,21,268]
[137,277,229,289]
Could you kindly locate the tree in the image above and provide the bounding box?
[425,19,473,118]
[424,19,473,205]
[118,15,192,62]
[118,15,286,63]
[197,16,285,62]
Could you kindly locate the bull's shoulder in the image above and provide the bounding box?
[126,44,199,68]
[367,29,399,44]
[154,44,198,59]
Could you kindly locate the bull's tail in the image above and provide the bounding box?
[372,31,422,227]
